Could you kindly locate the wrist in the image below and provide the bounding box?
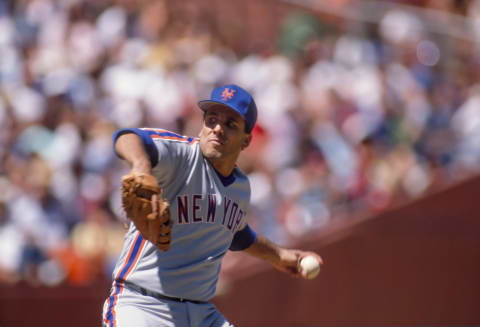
[132,159,152,174]
[276,248,290,264]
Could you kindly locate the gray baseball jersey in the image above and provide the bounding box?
[107,128,251,301]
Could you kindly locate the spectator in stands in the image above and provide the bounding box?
[0,0,476,284]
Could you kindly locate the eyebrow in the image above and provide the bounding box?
[206,110,240,122]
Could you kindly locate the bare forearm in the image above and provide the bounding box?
[244,235,283,266]
[115,133,151,173]
[244,234,323,278]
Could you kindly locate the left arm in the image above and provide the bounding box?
[243,234,323,278]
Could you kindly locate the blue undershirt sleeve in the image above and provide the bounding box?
[229,224,257,251]
[112,128,159,167]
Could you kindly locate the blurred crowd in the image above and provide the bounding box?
[1,0,480,286]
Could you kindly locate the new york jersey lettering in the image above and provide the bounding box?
[222,197,232,225]
[175,194,244,233]
[227,203,238,229]
[206,194,216,223]
[193,195,203,223]
[177,195,189,224]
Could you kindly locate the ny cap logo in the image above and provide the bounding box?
[221,88,235,101]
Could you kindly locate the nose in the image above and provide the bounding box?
[212,122,224,135]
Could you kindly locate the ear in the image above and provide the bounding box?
[241,134,252,150]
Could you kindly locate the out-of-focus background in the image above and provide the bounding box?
[0,0,479,326]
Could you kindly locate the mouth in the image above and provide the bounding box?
[210,138,225,145]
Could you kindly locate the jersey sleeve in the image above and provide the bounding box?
[229,223,257,251]
[112,128,159,167]
[113,128,197,187]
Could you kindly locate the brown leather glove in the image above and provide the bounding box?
[121,172,172,251]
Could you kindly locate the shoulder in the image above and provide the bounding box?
[144,128,200,164]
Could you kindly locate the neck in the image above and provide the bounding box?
[207,157,237,177]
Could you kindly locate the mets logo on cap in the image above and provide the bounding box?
[221,87,235,101]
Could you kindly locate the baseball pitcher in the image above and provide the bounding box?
[102,84,323,327]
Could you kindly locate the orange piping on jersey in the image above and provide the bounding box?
[105,281,124,327]
[122,238,146,279]
[106,232,145,326]
[115,232,145,280]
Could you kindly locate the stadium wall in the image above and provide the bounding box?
[0,176,479,326]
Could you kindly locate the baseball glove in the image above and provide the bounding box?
[121,172,172,251]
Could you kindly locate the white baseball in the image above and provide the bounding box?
[300,255,320,279]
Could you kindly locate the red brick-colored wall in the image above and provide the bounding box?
[212,176,480,326]
[1,176,479,327]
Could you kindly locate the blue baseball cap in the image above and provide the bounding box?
[198,84,257,133]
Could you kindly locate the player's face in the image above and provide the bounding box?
[199,106,252,167]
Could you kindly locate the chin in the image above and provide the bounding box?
[203,148,223,160]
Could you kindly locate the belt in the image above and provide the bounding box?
[119,280,207,304]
